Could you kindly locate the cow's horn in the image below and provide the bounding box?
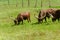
[34,14,39,19]
[9,16,15,20]
[49,13,54,18]
[39,13,46,19]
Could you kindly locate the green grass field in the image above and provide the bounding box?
[0,0,60,40]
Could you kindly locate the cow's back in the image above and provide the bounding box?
[19,12,30,20]
[55,9,60,18]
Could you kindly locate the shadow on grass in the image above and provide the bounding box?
[44,22,50,25]
[42,21,51,25]
[31,22,50,25]
[11,23,24,27]
[11,21,51,27]
[31,22,41,25]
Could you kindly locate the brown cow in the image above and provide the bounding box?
[51,9,60,22]
[14,12,31,25]
[34,8,55,23]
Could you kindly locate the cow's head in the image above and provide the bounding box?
[14,19,18,25]
[34,12,46,23]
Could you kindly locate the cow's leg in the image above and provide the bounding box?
[21,17,23,24]
[27,18,30,23]
[52,18,56,22]
[40,19,43,23]
[27,17,31,23]
[22,20,23,24]
[17,21,20,25]
[29,18,31,22]
[45,17,47,22]
[58,18,59,21]
[38,19,41,23]
[27,19,29,23]
[48,16,50,19]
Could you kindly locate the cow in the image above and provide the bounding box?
[14,12,31,25]
[34,8,55,23]
[51,9,60,22]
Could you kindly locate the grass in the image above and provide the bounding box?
[0,0,60,40]
[0,7,60,40]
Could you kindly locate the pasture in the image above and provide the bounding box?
[0,0,60,40]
